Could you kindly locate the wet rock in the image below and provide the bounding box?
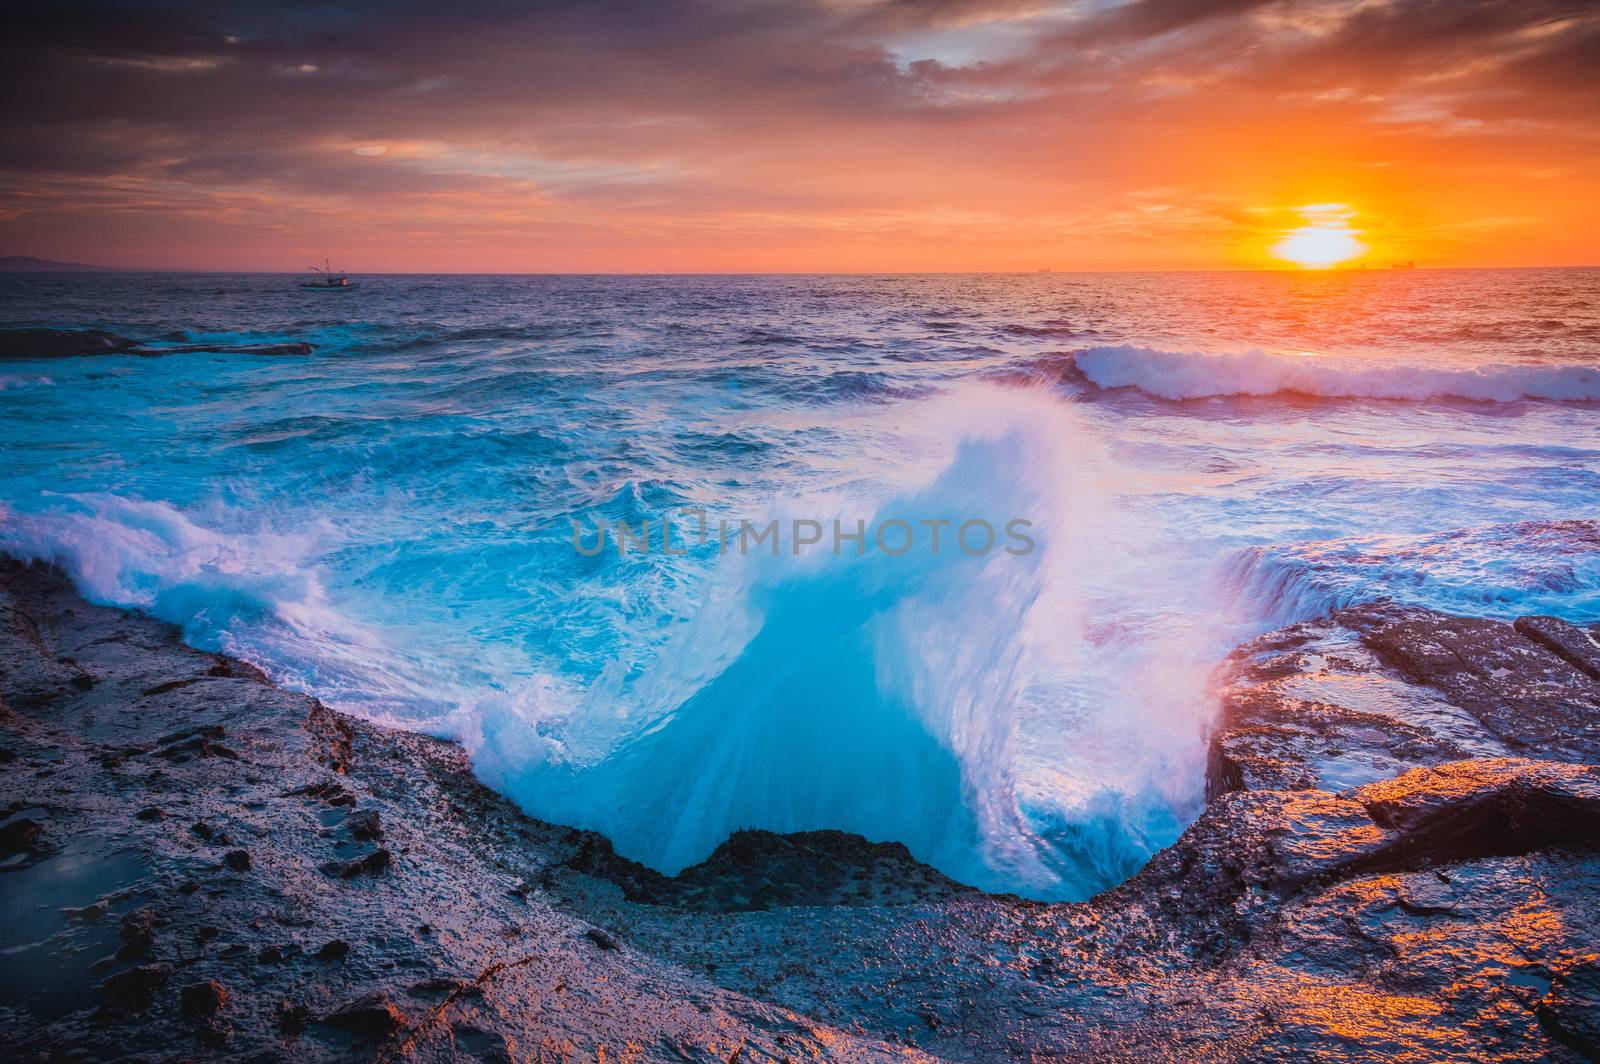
[179,980,229,1017]
[453,1022,514,1061]
[7,552,1600,1062]
[0,816,49,864]
[1358,607,1600,762]
[97,964,172,1009]
[157,340,315,357]
[321,847,392,878]
[1349,759,1600,875]
[156,728,239,762]
[0,329,314,361]
[287,777,355,806]
[305,701,354,772]
[1537,963,1600,1058]
[118,908,162,960]
[346,807,383,841]
[194,1019,230,1048]
[321,993,408,1040]
[275,1000,311,1037]
[0,328,138,360]
[1516,615,1600,681]
[1212,604,1600,802]
[61,900,109,924]
[408,976,462,997]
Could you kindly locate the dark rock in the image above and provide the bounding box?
[315,939,350,962]
[1359,608,1600,762]
[346,807,383,841]
[275,1000,310,1037]
[0,817,48,863]
[453,1022,513,1061]
[1516,614,1600,681]
[191,822,214,841]
[195,1018,230,1048]
[134,806,164,821]
[321,847,391,878]
[0,329,314,361]
[61,900,109,924]
[118,907,160,960]
[157,341,315,357]
[408,976,461,996]
[321,993,408,1040]
[9,550,1600,1062]
[0,328,138,360]
[156,723,225,746]
[70,673,95,690]
[180,979,229,1017]
[223,849,252,872]
[156,732,239,761]
[97,963,172,1009]
[1537,963,1600,1058]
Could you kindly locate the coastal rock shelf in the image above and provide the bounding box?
[3,558,1599,1061]
[0,328,313,360]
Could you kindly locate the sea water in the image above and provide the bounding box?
[2,269,1597,899]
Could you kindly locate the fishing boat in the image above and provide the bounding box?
[300,259,360,290]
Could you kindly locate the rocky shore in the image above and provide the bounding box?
[0,328,313,360]
[3,557,1599,1061]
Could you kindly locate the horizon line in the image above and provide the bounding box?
[5,264,1599,277]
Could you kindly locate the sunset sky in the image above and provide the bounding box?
[3,0,1596,272]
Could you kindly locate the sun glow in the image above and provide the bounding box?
[1270,204,1368,268]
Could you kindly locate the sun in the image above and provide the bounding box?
[1270,204,1367,268]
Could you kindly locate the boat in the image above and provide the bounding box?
[301,259,360,290]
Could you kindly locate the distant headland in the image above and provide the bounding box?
[0,255,130,272]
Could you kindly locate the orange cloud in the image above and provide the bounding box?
[0,0,1595,270]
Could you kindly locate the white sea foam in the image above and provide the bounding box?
[1076,345,1600,402]
[0,374,53,391]
[465,386,1221,898]
[4,271,1595,901]
[0,494,452,717]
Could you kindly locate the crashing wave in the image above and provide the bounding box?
[1074,345,1600,403]
[1223,520,1600,628]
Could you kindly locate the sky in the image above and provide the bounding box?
[2,0,1596,272]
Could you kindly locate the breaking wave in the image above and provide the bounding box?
[0,494,457,716]
[464,387,1218,899]
[1224,520,1600,628]
[1075,345,1600,403]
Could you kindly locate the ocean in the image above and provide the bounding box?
[2,269,1597,900]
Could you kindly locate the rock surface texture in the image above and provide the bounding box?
[3,559,1599,1061]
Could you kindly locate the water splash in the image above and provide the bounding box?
[467,388,1219,897]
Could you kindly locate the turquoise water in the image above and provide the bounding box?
[2,269,1597,898]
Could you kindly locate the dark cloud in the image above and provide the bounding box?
[1,0,1596,267]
